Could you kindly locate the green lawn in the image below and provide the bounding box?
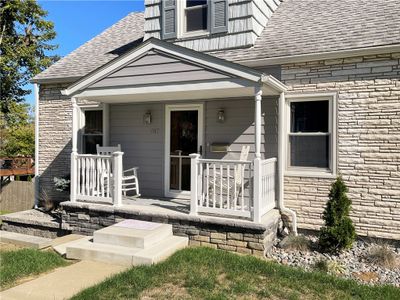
[72,247,400,300]
[0,248,69,290]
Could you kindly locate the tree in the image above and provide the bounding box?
[319,176,356,253]
[0,102,34,157]
[0,0,58,116]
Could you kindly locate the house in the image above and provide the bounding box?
[29,0,400,253]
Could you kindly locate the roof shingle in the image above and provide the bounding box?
[34,0,400,82]
[33,12,144,81]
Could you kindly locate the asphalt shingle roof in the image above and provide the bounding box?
[34,0,400,82]
[212,0,400,62]
[33,12,144,81]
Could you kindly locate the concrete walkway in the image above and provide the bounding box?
[0,260,127,300]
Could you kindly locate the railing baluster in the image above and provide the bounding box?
[95,158,99,197]
[226,164,230,210]
[77,157,81,196]
[206,163,209,207]
[199,161,203,205]
[212,164,216,208]
[218,164,222,209]
[106,159,111,197]
[241,164,245,211]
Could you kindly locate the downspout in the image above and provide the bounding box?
[34,83,40,208]
[278,92,298,235]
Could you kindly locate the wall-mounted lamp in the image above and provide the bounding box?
[217,109,225,123]
[143,111,152,125]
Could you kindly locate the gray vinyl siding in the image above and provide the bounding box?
[88,51,231,90]
[109,103,165,197]
[143,0,282,52]
[204,97,278,160]
[109,97,278,198]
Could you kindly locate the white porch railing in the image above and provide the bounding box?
[70,151,123,206]
[190,154,277,221]
[253,157,277,222]
[70,152,276,221]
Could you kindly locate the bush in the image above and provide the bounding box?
[280,235,310,251]
[318,176,356,253]
[368,244,398,269]
[313,259,345,275]
[54,175,70,192]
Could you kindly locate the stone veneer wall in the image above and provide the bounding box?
[38,84,72,202]
[61,202,280,256]
[281,53,400,240]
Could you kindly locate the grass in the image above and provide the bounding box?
[72,247,400,300]
[0,247,69,290]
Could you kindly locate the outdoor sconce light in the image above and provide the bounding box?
[217,109,225,123]
[143,111,152,125]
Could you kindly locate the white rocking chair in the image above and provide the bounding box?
[96,144,141,197]
[208,145,250,205]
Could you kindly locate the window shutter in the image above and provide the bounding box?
[209,0,228,34]
[162,0,177,39]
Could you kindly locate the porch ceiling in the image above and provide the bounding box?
[62,38,286,102]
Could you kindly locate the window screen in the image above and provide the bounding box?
[185,0,208,32]
[289,100,330,169]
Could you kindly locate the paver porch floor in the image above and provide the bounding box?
[122,196,190,215]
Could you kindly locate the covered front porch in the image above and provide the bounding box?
[63,38,291,224]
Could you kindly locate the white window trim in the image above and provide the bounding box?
[177,0,209,38]
[78,103,109,154]
[284,93,337,178]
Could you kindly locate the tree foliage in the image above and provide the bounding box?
[0,0,58,115]
[319,176,356,253]
[0,102,34,157]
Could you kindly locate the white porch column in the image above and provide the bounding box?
[70,97,78,202]
[254,86,262,159]
[253,85,263,222]
[112,151,124,207]
[34,83,40,208]
[189,153,200,216]
[278,92,285,210]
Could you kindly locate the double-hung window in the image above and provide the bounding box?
[286,95,336,175]
[82,110,103,154]
[183,0,208,34]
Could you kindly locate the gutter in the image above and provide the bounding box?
[261,74,288,92]
[34,83,40,208]
[277,92,297,235]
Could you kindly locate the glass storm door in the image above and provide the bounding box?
[165,105,203,198]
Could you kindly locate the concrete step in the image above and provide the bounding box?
[134,235,188,265]
[66,235,188,266]
[93,220,172,249]
[0,230,52,249]
[52,235,92,256]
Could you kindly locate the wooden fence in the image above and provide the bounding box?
[0,180,35,213]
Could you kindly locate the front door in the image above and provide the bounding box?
[165,104,203,198]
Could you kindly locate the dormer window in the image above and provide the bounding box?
[162,0,228,40]
[184,0,208,33]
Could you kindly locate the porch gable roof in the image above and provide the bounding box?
[61,38,286,99]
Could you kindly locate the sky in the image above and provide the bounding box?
[25,0,145,106]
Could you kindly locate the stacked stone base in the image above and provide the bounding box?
[0,209,70,239]
[61,202,281,257]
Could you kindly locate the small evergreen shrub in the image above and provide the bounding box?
[318,176,356,253]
